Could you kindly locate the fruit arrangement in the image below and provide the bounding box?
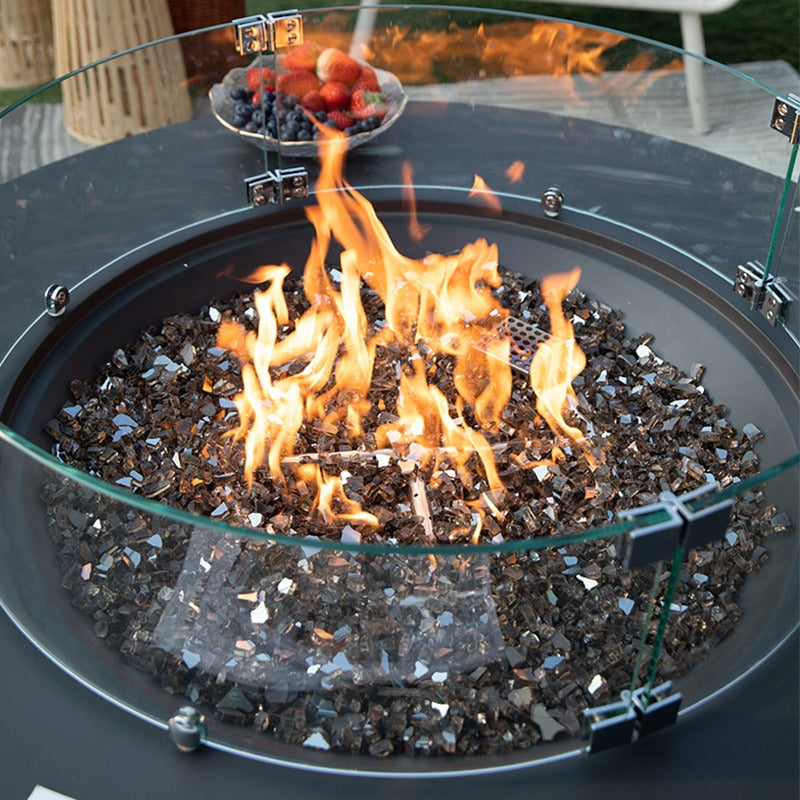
[213,45,405,149]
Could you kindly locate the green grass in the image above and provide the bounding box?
[0,82,61,110]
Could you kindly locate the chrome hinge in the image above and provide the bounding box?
[582,682,682,754]
[734,260,768,311]
[245,167,309,207]
[761,278,794,326]
[233,10,303,55]
[617,483,733,569]
[734,261,795,325]
[770,94,800,144]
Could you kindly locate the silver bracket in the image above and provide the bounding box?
[631,681,682,739]
[733,260,795,325]
[617,482,733,568]
[233,11,303,55]
[770,94,800,144]
[581,698,637,753]
[733,260,768,311]
[582,682,682,753]
[761,278,794,326]
[245,167,309,207]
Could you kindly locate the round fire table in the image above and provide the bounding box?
[0,6,797,798]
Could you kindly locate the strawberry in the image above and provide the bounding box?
[276,69,320,99]
[316,47,361,86]
[349,89,388,121]
[319,81,351,111]
[301,89,326,113]
[353,64,380,93]
[284,41,323,72]
[246,66,275,93]
[326,110,353,131]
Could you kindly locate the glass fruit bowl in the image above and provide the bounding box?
[209,54,408,155]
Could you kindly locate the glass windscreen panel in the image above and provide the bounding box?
[0,422,794,763]
[0,26,256,356]
[291,5,799,342]
[0,4,797,768]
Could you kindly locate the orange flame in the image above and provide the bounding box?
[506,161,525,184]
[529,267,586,441]
[217,123,587,536]
[376,359,504,495]
[401,161,431,242]
[297,463,380,528]
[468,174,502,214]
[357,18,680,108]
[217,124,515,524]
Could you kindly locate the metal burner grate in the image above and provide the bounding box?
[507,316,549,374]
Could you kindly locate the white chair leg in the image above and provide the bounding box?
[350,0,380,60]
[680,11,710,134]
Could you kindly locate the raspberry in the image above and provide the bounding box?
[246,67,275,94]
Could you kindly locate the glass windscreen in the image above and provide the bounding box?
[0,4,797,771]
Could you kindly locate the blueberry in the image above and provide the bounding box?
[233,100,252,118]
[243,121,259,133]
[251,109,264,126]
[284,93,299,109]
[314,111,327,122]
[230,87,250,101]
[344,125,358,136]
[366,115,381,129]
[263,91,275,103]
[232,114,248,128]
[297,129,312,141]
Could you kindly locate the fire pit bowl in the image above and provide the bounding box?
[0,5,797,780]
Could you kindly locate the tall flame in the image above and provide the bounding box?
[216,125,524,527]
[401,160,430,243]
[529,267,586,441]
[217,112,588,534]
